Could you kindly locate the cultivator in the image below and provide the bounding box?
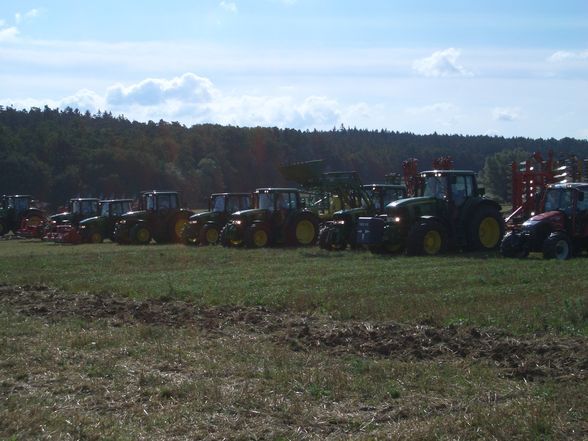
[508,151,588,226]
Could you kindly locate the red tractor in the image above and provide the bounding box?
[501,183,588,259]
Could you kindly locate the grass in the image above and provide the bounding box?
[0,240,586,335]
[0,239,587,439]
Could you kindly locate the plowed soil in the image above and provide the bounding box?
[1,283,586,382]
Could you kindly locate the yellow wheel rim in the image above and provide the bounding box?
[253,229,268,247]
[206,227,219,244]
[27,215,43,227]
[423,230,442,254]
[137,228,150,243]
[90,232,103,243]
[479,217,500,249]
[175,218,188,239]
[295,219,315,245]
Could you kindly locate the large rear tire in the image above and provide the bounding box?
[406,220,448,256]
[468,206,505,251]
[543,232,572,260]
[171,215,189,243]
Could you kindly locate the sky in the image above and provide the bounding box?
[1,0,587,139]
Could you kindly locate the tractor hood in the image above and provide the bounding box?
[230,208,270,221]
[49,212,71,222]
[120,210,147,221]
[188,211,217,223]
[522,211,565,228]
[386,196,436,213]
[333,207,369,220]
[79,216,101,226]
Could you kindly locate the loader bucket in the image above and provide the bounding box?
[279,159,325,186]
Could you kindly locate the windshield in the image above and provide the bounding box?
[226,195,250,212]
[544,189,573,212]
[423,175,448,199]
[257,193,275,211]
[211,195,225,212]
[71,200,81,214]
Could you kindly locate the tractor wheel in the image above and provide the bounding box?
[89,230,104,244]
[288,214,319,246]
[0,222,6,237]
[406,220,448,256]
[500,232,528,258]
[468,206,505,251]
[131,224,151,245]
[199,224,220,246]
[181,224,198,246]
[246,223,271,248]
[171,215,189,243]
[542,232,572,260]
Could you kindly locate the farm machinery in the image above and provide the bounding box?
[0,194,45,238]
[501,183,588,260]
[113,191,193,245]
[43,198,101,241]
[182,192,251,245]
[220,188,320,248]
[356,162,505,255]
[51,199,134,244]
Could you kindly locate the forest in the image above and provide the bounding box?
[1,106,588,208]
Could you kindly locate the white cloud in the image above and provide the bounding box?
[406,102,459,115]
[106,73,218,106]
[548,50,588,62]
[492,107,521,122]
[60,89,105,113]
[413,48,472,77]
[15,9,39,24]
[0,26,19,42]
[220,1,238,13]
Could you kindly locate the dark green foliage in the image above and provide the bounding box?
[1,106,588,208]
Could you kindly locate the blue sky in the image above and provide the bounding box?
[1,0,587,138]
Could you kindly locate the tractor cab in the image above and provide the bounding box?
[1,195,44,237]
[140,191,180,212]
[364,184,407,211]
[70,198,100,218]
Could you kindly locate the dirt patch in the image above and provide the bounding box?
[1,283,586,381]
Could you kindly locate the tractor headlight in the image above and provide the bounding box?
[388,216,401,223]
[334,219,346,225]
[79,225,87,229]
[233,219,243,226]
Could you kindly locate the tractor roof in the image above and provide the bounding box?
[210,192,250,197]
[101,199,134,203]
[3,194,33,198]
[364,184,405,190]
[255,188,300,193]
[140,190,178,195]
[70,197,100,201]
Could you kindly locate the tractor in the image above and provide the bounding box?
[220,188,320,248]
[501,183,588,260]
[0,195,45,238]
[59,199,134,244]
[43,198,101,241]
[356,169,505,255]
[182,192,251,245]
[319,181,407,251]
[113,191,193,245]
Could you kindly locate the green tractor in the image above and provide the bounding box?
[77,199,134,243]
[220,188,320,248]
[182,192,251,246]
[319,178,407,251]
[0,195,45,237]
[356,170,505,255]
[113,191,193,245]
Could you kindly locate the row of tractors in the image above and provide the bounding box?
[2,152,587,260]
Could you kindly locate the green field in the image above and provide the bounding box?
[1,240,586,439]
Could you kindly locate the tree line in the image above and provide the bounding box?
[1,106,587,208]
